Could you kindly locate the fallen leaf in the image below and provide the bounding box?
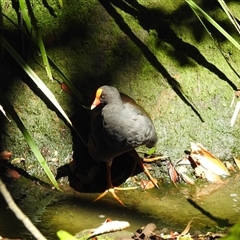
[195,165,223,182]
[190,142,230,177]
[180,172,195,185]
[6,168,20,179]
[88,219,130,239]
[233,157,240,170]
[180,218,195,236]
[226,161,237,172]
[175,157,192,166]
[61,83,73,95]
[168,161,179,187]
[230,101,240,127]
[194,165,205,178]
[203,169,223,183]
[0,151,12,161]
[140,179,157,190]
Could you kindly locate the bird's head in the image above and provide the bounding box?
[91,86,120,110]
[91,88,103,110]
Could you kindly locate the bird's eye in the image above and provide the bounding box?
[101,93,107,100]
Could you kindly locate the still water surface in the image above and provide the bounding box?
[1,176,240,239]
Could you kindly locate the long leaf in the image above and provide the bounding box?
[218,0,240,35]
[0,36,73,127]
[185,0,240,51]
[0,88,60,190]
[19,0,53,80]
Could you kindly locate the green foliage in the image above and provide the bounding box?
[185,0,240,51]
[221,222,240,240]
[19,0,52,80]
[57,230,77,240]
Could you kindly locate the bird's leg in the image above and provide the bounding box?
[130,150,168,189]
[92,160,137,206]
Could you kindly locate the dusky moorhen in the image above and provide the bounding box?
[88,85,158,205]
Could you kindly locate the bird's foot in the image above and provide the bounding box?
[141,164,159,189]
[143,155,169,163]
[142,155,169,189]
[92,186,138,206]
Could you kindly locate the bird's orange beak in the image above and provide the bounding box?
[91,88,103,110]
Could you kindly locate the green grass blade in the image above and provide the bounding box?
[36,29,53,80]
[185,0,240,51]
[19,0,53,80]
[19,0,33,36]
[0,36,73,127]
[218,0,240,35]
[0,88,60,190]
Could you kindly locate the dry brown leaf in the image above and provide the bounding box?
[6,168,20,179]
[140,179,157,190]
[202,169,223,183]
[225,161,237,172]
[0,151,12,161]
[61,83,73,95]
[195,165,205,178]
[190,142,230,176]
[194,165,223,182]
[175,156,192,166]
[88,219,130,238]
[180,172,195,185]
[180,218,195,236]
[168,162,179,186]
[233,157,240,170]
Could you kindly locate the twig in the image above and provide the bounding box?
[0,179,47,240]
[230,101,240,127]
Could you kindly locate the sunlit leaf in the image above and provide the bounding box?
[180,218,195,236]
[57,230,77,240]
[195,165,223,182]
[168,161,179,186]
[145,147,156,155]
[230,101,240,127]
[225,161,237,172]
[202,169,223,183]
[180,172,195,185]
[233,157,240,170]
[190,142,230,176]
[140,179,158,190]
[0,104,11,122]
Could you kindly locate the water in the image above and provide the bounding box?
[1,175,240,239]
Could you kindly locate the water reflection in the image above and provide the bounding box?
[1,175,240,239]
